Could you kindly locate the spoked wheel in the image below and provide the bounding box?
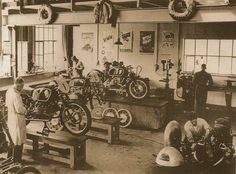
[91,106,105,120]
[128,79,149,99]
[102,107,118,118]
[117,109,133,128]
[46,111,64,131]
[61,103,91,136]
[15,166,41,174]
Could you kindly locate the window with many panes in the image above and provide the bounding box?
[183,39,236,75]
[34,25,56,72]
[0,26,11,78]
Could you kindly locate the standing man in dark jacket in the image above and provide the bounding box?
[193,64,213,116]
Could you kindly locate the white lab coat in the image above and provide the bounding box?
[5,87,27,145]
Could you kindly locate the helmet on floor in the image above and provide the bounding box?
[155,147,184,167]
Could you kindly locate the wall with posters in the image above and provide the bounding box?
[119,23,158,87]
[72,23,236,107]
[73,23,176,88]
[73,24,98,75]
[157,23,179,89]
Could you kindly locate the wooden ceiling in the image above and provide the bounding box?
[1,0,231,15]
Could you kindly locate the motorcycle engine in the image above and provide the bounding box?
[31,101,60,118]
[111,77,120,86]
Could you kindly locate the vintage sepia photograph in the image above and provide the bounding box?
[0,0,235,174]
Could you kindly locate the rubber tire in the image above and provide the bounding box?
[102,107,118,118]
[15,166,41,174]
[127,79,149,100]
[117,109,133,128]
[38,4,55,24]
[168,0,196,21]
[62,103,91,136]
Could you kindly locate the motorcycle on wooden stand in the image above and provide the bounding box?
[87,61,150,100]
[21,79,91,136]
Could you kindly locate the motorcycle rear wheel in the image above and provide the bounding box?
[127,79,149,99]
[61,103,91,136]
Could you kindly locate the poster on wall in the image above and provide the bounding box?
[120,31,133,52]
[139,31,155,54]
[102,31,114,50]
[101,31,114,63]
[162,31,175,48]
[81,32,94,53]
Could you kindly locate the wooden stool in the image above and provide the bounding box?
[27,130,87,169]
[87,117,120,144]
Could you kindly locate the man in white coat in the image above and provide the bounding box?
[5,77,27,162]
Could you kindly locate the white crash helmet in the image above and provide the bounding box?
[155,147,184,167]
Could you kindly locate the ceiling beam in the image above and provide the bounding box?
[142,1,162,7]
[3,1,139,13]
[5,5,236,26]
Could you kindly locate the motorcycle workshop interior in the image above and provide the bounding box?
[0,0,236,174]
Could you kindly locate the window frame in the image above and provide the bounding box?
[182,38,236,77]
[33,25,56,73]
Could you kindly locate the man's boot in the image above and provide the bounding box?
[13,145,23,162]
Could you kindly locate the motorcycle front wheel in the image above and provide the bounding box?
[127,79,149,99]
[61,103,91,136]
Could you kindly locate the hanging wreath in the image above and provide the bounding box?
[38,4,56,24]
[168,0,196,21]
[94,0,118,27]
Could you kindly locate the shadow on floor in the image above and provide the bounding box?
[150,161,235,174]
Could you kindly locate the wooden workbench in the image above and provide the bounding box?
[27,129,87,170]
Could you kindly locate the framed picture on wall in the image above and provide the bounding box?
[139,31,155,54]
[162,31,175,48]
[120,31,133,52]
[81,32,94,53]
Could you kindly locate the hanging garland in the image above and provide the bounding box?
[94,0,118,27]
[38,4,57,24]
[168,0,196,21]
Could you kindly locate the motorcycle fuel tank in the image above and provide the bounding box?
[32,88,52,102]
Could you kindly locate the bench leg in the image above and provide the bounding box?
[70,146,75,169]
[32,138,39,157]
[70,142,87,170]
[44,143,50,153]
[114,124,120,141]
[108,125,113,144]
[77,141,86,164]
